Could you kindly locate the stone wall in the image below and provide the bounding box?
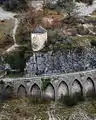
[0,69,96,100]
[25,48,96,76]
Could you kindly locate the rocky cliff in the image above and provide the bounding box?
[26,47,96,76]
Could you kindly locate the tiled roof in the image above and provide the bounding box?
[32,26,47,33]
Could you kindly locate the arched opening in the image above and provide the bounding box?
[3,86,14,99]
[57,81,68,100]
[17,85,27,97]
[85,77,95,97]
[30,84,41,98]
[44,83,55,100]
[72,79,83,95]
[71,79,84,103]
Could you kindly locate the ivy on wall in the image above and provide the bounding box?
[41,78,51,91]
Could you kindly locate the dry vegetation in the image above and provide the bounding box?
[0,98,96,120]
[0,19,14,53]
[0,1,96,54]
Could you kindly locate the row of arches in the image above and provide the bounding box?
[4,77,95,100]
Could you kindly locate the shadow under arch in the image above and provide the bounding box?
[57,81,69,100]
[44,83,55,101]
[30,83,41,98]
[17,85,27,97]
[3,85,14,100]
[85,77,95,96]
[72,79,83,96]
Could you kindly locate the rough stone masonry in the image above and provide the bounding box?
[0,69,96,100]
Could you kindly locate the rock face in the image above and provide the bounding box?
[26,47,96,76]
[76,0,96,16]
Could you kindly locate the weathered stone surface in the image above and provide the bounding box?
[1,69,96,100]
[26,48,96,76]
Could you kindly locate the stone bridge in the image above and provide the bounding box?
[0,69,96,100]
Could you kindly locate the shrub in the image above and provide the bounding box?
[3,0,28,11]
[0,100,4,110]
[28,96,41,105]
[91,40,96,47]
[74,92,85,102]
[59,94,78,106]
[28,96,50,105]
[86,89,96,100]
[4,48,26,73]
[14,107,20,113]
[3,0,18,11]
[59,92,85,107]
[41,78,51,91]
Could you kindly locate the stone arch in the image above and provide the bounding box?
[30,83,41,98]
[3,85,14,99]
[57,81,69,100]
[72,79,83,95]
[44,83,55,100]
[17,85,27,97]
[85,77,95,95]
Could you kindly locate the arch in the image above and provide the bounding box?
[30,84,41,98]
[3,85,14,99]
[57,81,69,99]
[72,79,83,95]
[17,85,27,97]
[85,77,95,95]
[44,83,55,100]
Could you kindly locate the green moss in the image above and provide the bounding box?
[41,78,51,91]
[53,43,75,50]
[91,10,96,16]
[72,35,96,47]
